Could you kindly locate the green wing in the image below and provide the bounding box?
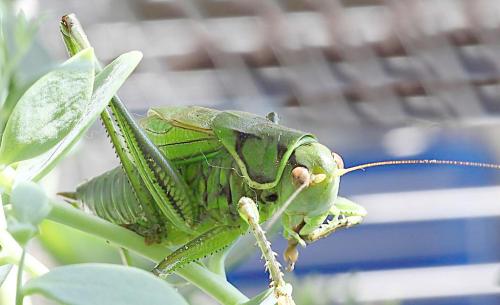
[140,106,223,164]
[212,111,316,190]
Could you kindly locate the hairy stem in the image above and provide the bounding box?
[238,197,295,305]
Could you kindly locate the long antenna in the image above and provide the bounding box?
[337,159,500,176]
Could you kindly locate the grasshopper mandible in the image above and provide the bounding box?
[58,14,500,304]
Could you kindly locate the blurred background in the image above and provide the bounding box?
[3,0,500,304]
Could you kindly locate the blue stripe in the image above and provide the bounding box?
[228,216,500,281]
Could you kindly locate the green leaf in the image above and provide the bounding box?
[0,48,95,165]
[23,264,189,305]
[240,288,273,305]
[7,181,50,245]
[0,264,12,287]
[19,51,143,181]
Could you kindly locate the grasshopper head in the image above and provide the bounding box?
[281,142,340,216]
[276,145,500,270]
[278,143,367,260]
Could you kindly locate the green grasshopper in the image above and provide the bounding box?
[66,104,367,262]
[58,14,500,304]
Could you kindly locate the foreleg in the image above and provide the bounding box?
[284,197,366,271]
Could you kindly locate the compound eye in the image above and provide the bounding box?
[292,166,310,186]
[332,152,344,169]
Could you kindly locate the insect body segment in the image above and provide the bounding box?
[76,166,145,225]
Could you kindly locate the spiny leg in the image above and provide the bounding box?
[284,197,366,271]
[105,100,197,232]
[62,14,197,234]
[60,14,166,238]
[238,197,296,305]
[100,110,165,234]
[283,217,352,272]
[152,225,241,277]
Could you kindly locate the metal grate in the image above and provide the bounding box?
[37,0,500,129]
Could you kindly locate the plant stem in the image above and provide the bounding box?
[0,195,6,229]
[208,247,229,278]
[0,201,48,277]
[118,248,132,266]
[47,199,248,305]
[15,248,25,305]
[0,230,49,277]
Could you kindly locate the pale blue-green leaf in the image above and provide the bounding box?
[23,264,189,305]
[240,289,274,305]
[18,51,143,181]
[0,48,95,165]
[7,181,50,245]
[0,264,12,287]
